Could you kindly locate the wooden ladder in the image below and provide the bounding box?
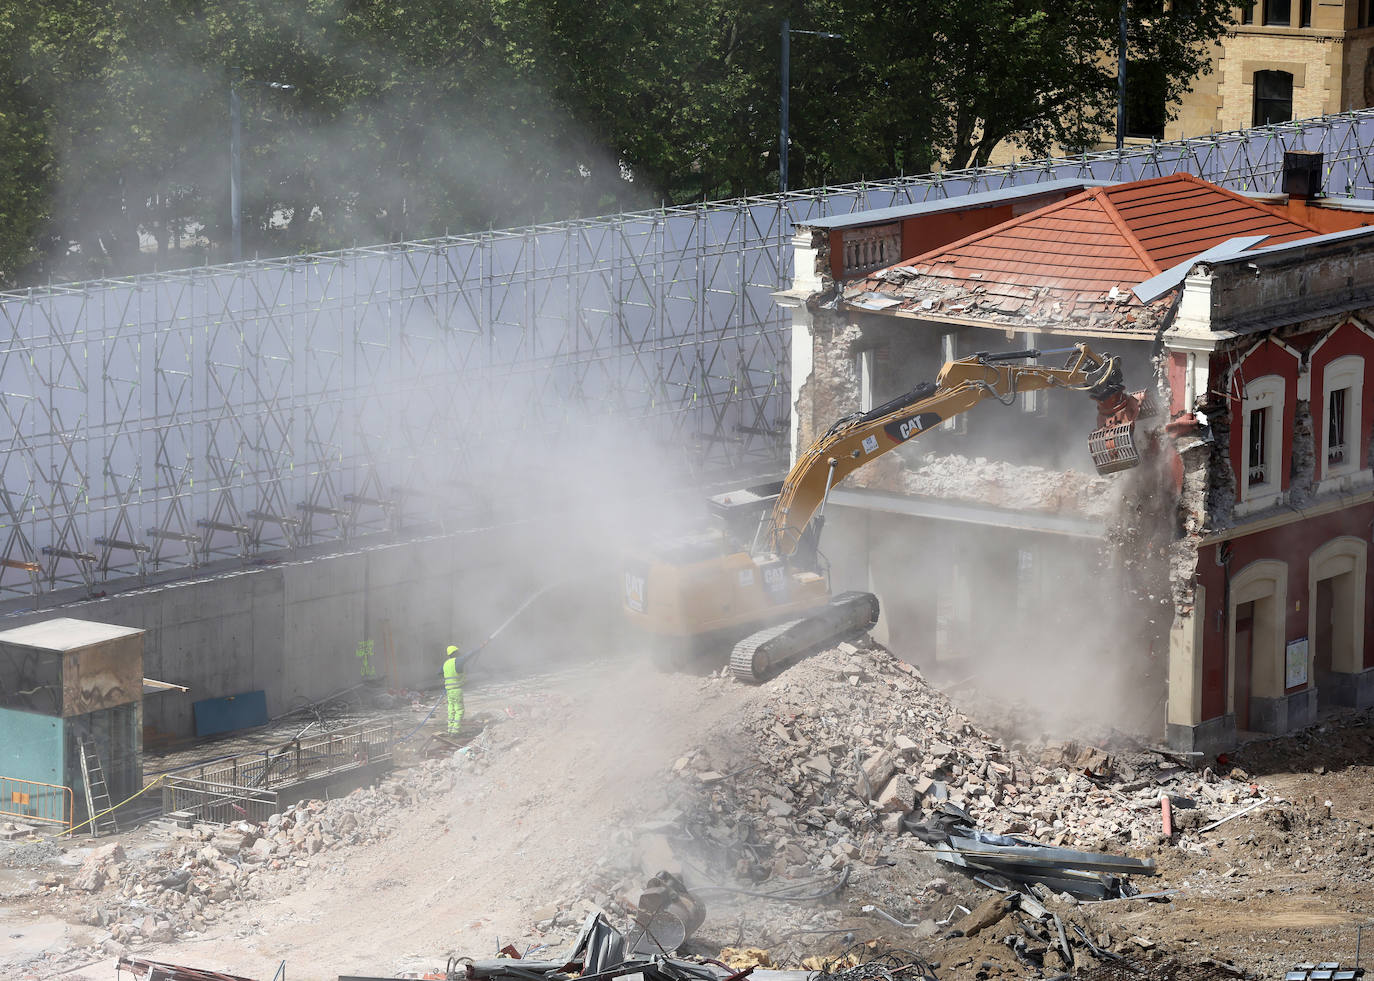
[77,736,118,837]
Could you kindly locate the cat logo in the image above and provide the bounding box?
[624,571,647,613]
[883,411,943,443]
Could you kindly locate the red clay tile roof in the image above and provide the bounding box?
[844,173,1324,333]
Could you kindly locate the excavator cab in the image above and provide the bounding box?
[706,481,784,552]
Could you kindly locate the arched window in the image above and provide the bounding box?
[1254,70,1294,125]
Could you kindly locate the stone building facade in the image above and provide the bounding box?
[1167,2,1374,140]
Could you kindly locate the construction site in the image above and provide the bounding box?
[7,112,1374,981]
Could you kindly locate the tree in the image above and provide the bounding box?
[803,0,1237,171]
[0,0,1239,286]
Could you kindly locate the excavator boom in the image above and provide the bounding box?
[765,344,1139,560]
[623,343,1145,683]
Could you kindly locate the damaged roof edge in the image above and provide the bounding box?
[1210,221,1374,265]
[1132,234,1270,303]
[842,303,1166,340]
[798,178,1113,230]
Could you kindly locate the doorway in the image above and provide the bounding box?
[1315,578,1335,702]
[1235,601,1255,731]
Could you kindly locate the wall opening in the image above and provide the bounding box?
[1234,601,1255,730]
[1228,558,1288,733]
[1309,536,1367,706]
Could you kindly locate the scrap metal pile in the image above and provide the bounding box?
[908,802,1155,900]
[459,914,940,981]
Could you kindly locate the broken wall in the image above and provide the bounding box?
[800,307,1157,514]
[789,291,1177,737]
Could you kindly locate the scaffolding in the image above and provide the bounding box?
[1,110,1373,598]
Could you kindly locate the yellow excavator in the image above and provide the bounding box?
[623,344,1146,681]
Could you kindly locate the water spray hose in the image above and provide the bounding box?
[395,579,566,744]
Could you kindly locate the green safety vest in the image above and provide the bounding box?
[443,656,464,691]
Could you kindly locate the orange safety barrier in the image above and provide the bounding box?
[0,776,73,832]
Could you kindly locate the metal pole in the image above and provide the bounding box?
[230,72,242,260]
[1116,0,1127,151]
[780,18,790,194]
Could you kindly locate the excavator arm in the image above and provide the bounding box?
[765,343,1140,559]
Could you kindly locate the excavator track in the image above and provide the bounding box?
[730,590,880,683]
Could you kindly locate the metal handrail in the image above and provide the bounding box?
[166,720,394,792]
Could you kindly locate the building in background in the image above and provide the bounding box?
[778,152,1374,752]
[1163,2,1374,141]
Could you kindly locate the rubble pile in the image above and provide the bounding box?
[23,733,504,965]
[847,451,1114,517]
[510,640,1289,970]
[897,454,1114,517]
[646,641,1258,882]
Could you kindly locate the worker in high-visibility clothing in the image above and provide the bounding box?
[442,644,464,734]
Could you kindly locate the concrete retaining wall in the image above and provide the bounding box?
[0,523,626,738]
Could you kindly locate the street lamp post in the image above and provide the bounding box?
[230,72,242,260]
[1116,0,1128,151]
[780,19,842,194]
[229,73,295,261]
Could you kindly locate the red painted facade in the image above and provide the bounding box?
[1195,503,1374,720]
[1194,322,1374,722]
[1167,352,1188,417]
[1309,321,1374,474]
[1224,339,1300,497]
[826,188,1084,281]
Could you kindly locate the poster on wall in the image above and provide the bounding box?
[1286,638,1309,688]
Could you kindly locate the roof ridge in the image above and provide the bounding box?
[1093,188,1164,276]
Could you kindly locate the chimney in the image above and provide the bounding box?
[1282,150,1323,199]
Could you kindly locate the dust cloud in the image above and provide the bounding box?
[837,428,1174,745]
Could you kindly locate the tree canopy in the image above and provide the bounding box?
[0,0,1238,287]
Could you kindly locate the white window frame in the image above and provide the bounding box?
[1320,355,1363,485]
[857,349,875,413]
[1238,373,1285,515]
[940,333,966,433]
[1020,333,1044,414]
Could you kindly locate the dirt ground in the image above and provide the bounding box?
[4,650,1374,981]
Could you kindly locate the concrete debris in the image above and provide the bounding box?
[73,842,126,892]
[850,451,1116,518]
[0,821,38,840]
[953,893,1018,938]
[4,727,503,969]
[635,641,1258,894]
